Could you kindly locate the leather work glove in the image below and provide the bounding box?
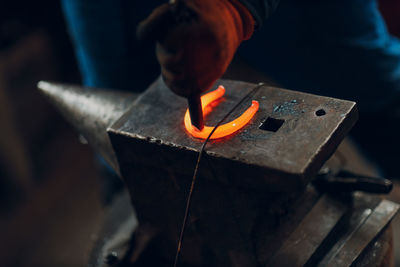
[137,0,255,98]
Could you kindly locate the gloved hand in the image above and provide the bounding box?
[137,0,254,97]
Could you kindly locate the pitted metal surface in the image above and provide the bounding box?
[38,81,137,174]
[109,77,358,191]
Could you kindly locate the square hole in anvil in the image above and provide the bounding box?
[259,117,285,132]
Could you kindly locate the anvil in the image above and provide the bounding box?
[37,78,398,266]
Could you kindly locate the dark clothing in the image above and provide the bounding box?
[62,0,400,113]
[61,1,164,91]
[238,0,400,113]
[239,0,280,26]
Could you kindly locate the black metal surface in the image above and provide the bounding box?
[314,170,393,194]
[88,191,399,267]
[317,192,381,266]
[104,77,359,264]
[187,95,204,130]
[39,78,398,266]
[268,194,348,266]
[109,77,358,191]
[88,191,136,267]
[37,81,138,174]
[326,199,399,266]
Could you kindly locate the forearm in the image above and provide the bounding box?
[238,0,280,26]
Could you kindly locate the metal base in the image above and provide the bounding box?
[89,189,397,267]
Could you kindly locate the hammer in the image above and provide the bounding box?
[170,0,204,130]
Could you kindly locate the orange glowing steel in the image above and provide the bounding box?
[184,86,259,139]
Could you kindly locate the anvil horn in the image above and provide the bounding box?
[37,81,138,175]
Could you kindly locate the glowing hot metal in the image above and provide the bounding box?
[184,86,259,139]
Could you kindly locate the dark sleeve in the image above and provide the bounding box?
[238,0,280,26]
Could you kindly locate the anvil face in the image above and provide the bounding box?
[39,79,400,266]
[108,78,357,191]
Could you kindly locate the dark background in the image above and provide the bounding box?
[0,1,105,266]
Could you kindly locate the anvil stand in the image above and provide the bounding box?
[38,78,399,266]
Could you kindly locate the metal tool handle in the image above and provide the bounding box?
[314,170,393,194]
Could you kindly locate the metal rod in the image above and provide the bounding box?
[187,95,204,131]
